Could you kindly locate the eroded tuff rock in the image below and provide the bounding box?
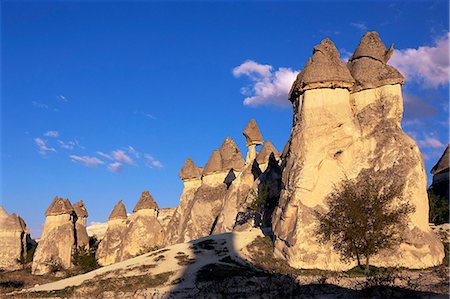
[179,158,202,181]
[0,208,31,271]
[121,191,165,259]
[96,201,128,266]
[243,119,264,163]
[272,33,444,271]
[256,140,280,172]
[289,38,354,99]
[32,197,89,275]
[348,32,404,92]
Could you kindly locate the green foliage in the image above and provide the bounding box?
[72,244,99,274]
[428,189,449,225]
[316,170,415,274]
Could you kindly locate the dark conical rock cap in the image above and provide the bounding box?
[45,196,74,217]
[0,206,8,219]
[289,38,354,100]
[347,32,404,91]
[350,32,393,63]
[431,145,449,175]
[219,137,245,172]
[256,140,280,164]
[203,150,223,175]
[133,191,158,213]
[108,200,127,220]
[1,213,27,232]
[73,200,88,218]
[179,157,202,181]
[243,119,263,146]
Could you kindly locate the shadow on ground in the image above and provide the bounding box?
[166,233,446,299]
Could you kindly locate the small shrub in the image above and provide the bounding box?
[72,245,99,274]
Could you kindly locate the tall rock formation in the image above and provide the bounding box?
[121,191,165,259]
[32,197,89,275]
[0,208,30,271]
[243,119,264,163]
[272,32,444,270]
[73,200,90,249]
[429,145,449,201]
[164,158,203,244]
[96,200,128,266]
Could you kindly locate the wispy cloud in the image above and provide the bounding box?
[32,101,49,109]
[145,154,163,168]
[351,22,368,31]
[34,138,56,155]
[107,162,123,173]
[233,60,299,107]
[112,150,134,165]
[97,151,113,160]
[390,32,449,88]
[126,146,140,158]
[44,131,59,138]
[403,93,437,119]
[56,95,68,102]
[69,155,104,167]
[417,135,445,149]
[134,110,157,120]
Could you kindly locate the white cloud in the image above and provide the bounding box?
[390,33,449,88]
[233,60,299,107]
[112,150,133,165]
[351,22,368,31]
[58,140,74,150]
[145,154,163,168]
[108,162,123,173]
[34,138,56,155]
[233,60,273,79]
[69,155,104,167]
[44,131,59,138]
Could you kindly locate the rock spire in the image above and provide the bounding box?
[133,191,158,212]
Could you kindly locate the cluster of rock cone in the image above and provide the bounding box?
[2,31,445,275]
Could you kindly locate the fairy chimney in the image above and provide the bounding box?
[243,119,264,163]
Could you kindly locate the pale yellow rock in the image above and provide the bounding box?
[272,84,444,270]
[0,213,29,271]
[96,218,128,266]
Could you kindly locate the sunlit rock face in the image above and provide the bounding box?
[32,197,89,275]
[164,158,203,245]
[0,208,30,271]
[120,191,165,259]
[272,32,444,271]
[96,200,128,266]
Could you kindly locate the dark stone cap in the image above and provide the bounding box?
[109,200,127,220]
[133,191,158,212]
[243,119,263,146]
[179,158,202,181]
[45,196,74,217]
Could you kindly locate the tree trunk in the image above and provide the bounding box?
[356,253,361,268]
[365,255,370,274]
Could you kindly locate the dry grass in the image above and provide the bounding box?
[0,269,59,296]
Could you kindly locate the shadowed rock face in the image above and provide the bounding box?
[256,140,280,165]
[429,145,449,201]
[290,38,354,99]
[272,32,444,271]
[0,211,30,271]
[243,119,263,146]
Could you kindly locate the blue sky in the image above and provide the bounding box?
[1,1,449,238]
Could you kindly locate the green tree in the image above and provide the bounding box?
[428,189,449,225]
[316,170,415,273]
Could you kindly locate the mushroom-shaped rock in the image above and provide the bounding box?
[2,214,27,232]
[350,31,393,62]
[243,119,263,146]
[203,150,223,175]
[179,158,202,181]
[44,196,74,216]
[290,38,354,99]
[133,191,158,212]
[0,206,8,219]
[219,137,245,171]
[347,32,404,91]
[256,140,280,165]
[431,145,449,175]
[109,200,128,220]
[73,200,88,218]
